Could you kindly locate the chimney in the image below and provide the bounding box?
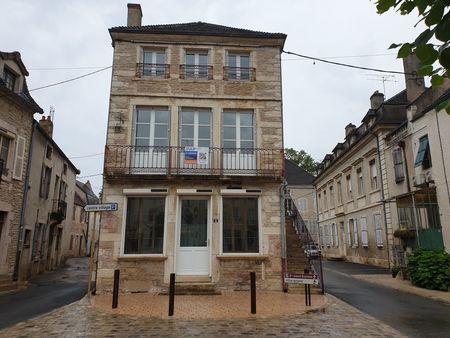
[345,123,356,137]
[370,90,384,109]
[403,54,426,103]
[39,115,54,138]
[127,3,142,27]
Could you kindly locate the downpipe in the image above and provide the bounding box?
[280,180,288,292]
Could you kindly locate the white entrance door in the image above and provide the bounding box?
[132,107,169,174]
[222,111,256,173]
[176,198,210,275]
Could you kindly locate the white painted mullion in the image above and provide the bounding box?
[194,111,199,148]
[149,109,155,146]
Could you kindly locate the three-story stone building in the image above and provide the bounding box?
[98,4,287,293]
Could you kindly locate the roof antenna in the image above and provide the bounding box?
[366,74,397,97]
[49,106,55,122]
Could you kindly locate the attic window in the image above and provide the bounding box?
[3,67,16,91]
[46,145,53,159]
[414,135,431,169]
[63,163,68,175]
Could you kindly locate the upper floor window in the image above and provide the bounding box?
[0,135,10,175]
[323,190,328,210]
[180,109,211,148]
[134,107,169,148]
[415,135,432,169]
[46,145,53,159]
[181,52,211,80]
[222,111,254,150]
[369,159,378,190]
[337,180,343,205]
[346,174,353,201]
[329,185,334,208]
[393,148,405,183]
[357,167,364,196]
[138,50,168,78]
[40,166,52,199]
[3,67,16,91]
[225,53,254,81]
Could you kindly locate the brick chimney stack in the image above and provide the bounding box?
[39,115,53,138]
[403,54,426,103]
[345,123,356,137]
[127,3,142,27]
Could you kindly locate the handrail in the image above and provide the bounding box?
[135,63,170,78]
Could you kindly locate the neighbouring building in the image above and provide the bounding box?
[98,3,286,293]
[17,117,79,280]
[0,51,43,288]
[284,159,317,242]
[315,55,450,268]
[71,180,99,257]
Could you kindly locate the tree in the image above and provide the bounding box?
[284,148,319,175]
[375,0,450,113]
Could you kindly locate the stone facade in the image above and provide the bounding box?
[98,5,286,293]
[0,51,42,284]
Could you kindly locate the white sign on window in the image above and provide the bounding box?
[184,147,209,165]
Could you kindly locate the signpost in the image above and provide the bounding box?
[85,202,118,297]
[284,273,318,306]
[84,203,118,212]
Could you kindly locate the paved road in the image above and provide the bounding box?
[0,257,88,329]
[322,260,450,338]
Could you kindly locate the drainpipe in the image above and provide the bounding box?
[435,110,450,224]
[372,131,391,269]
[412,193,421,248]
[398,141,411,194]
[279,179,288,292]
[13,122,37,281]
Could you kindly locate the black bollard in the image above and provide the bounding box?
[250,271,256,314]
[168,273,175,316]
[112,269,120,309]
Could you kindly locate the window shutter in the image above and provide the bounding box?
[353,219,359,246]
[374,214,384,247]
[13,135,26,180]
[347,221,352,246]
[334,223,339,247]
[360,217,368,247]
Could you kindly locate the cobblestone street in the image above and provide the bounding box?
[0,294,405,337]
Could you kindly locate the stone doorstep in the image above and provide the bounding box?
[159,281,222,296]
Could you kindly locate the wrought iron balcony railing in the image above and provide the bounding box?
[50,199,67,223]
[104,145,283,178]
[223,67,256,81]
[136,63,170,78]
[179,65,213,80]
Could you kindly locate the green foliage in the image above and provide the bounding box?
[284,148,318,175]
[376,0,450,114]
[407,249,450,291]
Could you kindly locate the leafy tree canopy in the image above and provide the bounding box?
[376,0,450,113]
[285,148,318,175]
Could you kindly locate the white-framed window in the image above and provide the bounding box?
[369,159,378,190]
[374,213,384,247]
[360,217,368,247]
[333,223,339,247]
[134,107,169,148]
[353,218,359,247]
[318,193,322,212]
[226,53,251,80]
[298,198,307,213]
[180,109,212,148]
[124,197,166,254]
[325,224,331,247]
[319,225,325,247]
[346,174,353,201]
[222,197,259,253]
[393,148,405,183]
[222,111,254,150]
[348,218,358,247]
[184,51,209,79]
[323,190,328,210]
[357,167,364,196]
[337,180,342,204]
[0,135,11,176]
[329,185,335,208]
[141,50,167,77]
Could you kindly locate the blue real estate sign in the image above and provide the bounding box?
[84,203,118,212]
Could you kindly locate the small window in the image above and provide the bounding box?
[183,52,211,79]
[393,148,405,183]
[323,190,328,210]
[337,180,342,204]
[140,50,167,78]
[3,67,16,91]
[0,211,7,242]
[369,159,378,190]
[329,185,335,208]
[40,166,52,199]
[23,229,32,248]
[415,135,432,169]
[0,135,10,175]
[346,175,353,201]
[46,145,53,159]
[357,167,364,196]
[63,163,68,175]
[226,53,253,81]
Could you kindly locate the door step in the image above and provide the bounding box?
[160,282,221,295]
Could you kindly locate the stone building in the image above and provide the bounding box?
[284,159,317,242]
[17,117,79,280]
[0,51,43,289]
[315,55,450,267]
[98,3,287,293]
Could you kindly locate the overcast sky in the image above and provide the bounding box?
[1,0,424,195]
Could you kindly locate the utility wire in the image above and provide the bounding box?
[29,66,110,70]
[78,173,104,179]
[282,50,413,76]
[28,66,112,92]
[282,52,396,61]
[69,152,104,159]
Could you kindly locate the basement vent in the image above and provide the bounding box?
[196,189,212,193]
[151,188,168,193]
[246,189,262,193]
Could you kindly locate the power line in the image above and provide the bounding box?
[282,50,412,75]
[78,173,103,179]
[69,152,104,159]
[282,52,396,61]
[28,66,112,92]
[28,66,110,71]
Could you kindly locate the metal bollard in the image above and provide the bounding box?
[168,273,175,316]
[112,269,120,309]
[250,271,256,314]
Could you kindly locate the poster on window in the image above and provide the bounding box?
[184,147,209,165]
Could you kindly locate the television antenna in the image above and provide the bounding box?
[366,74,397,96]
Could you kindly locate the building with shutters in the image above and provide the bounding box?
[0,51,43,290]
[98,3,286,293]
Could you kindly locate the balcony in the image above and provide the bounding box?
[136,63,170,78]
[50,199,67,224]
[104,145,283,178]
[223,67,256,81]
[179,65,213,80]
